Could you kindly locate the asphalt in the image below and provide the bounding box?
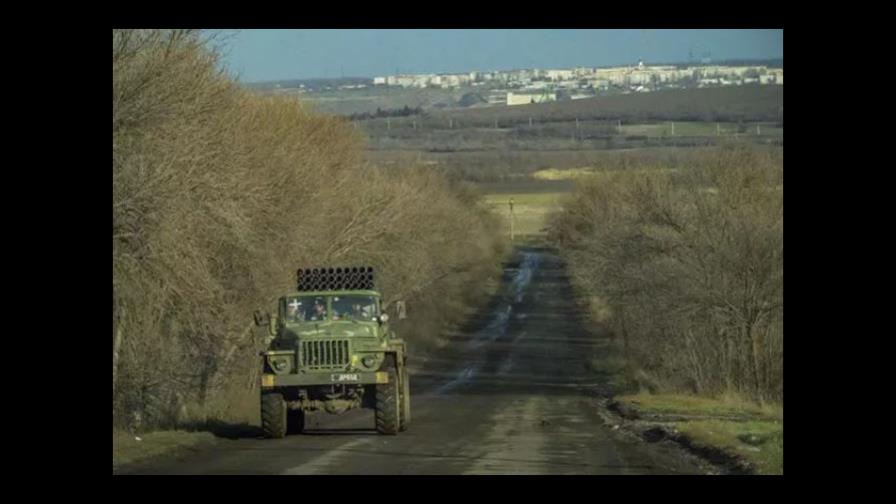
[117,248,705,475]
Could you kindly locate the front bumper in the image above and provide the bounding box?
[261,371,389,388]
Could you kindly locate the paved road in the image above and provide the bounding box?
[119,248,704,475]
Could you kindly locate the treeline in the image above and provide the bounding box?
[348,105,423,120]
[113,30,506,430]
[548,145,783,403]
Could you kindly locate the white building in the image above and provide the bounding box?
[546,69,574,81]
[507,91,557,106]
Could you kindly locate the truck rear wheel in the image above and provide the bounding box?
[375,363,400,435]
[261,392,287,439]
[400,368,410,431]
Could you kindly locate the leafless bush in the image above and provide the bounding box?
[113,30,505,429]
[548,144,783,403]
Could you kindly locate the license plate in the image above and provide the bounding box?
[331,373,360,382]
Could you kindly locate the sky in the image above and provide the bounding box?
[214,29,783,83]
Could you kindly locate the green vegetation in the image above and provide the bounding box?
[620,391,782,420]
[113,30,507,433]
[614,392,783,474]
[613,392,782,474]
[675,420,783,475]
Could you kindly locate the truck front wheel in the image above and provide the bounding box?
[261,392,288,439]
[375,362,400,435]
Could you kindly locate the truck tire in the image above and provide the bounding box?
[287,408,305,435]
[261,392,287,439]
[399,367,410,431]
[375,363,400,435]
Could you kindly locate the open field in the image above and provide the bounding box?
[284,84,499,116]
[367,143,783,184]
[619,121,783,138]
[430,85,782,125]
[355,86,783,186]
[483,191,568,240]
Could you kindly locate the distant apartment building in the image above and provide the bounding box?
[629,71,653,86]
[546,69,574,81]
[486,94,506,105]
[507,91,557,106]
[372,63,780,92]
[760,72,783,85]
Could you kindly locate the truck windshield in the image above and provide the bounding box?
[331,295,379,321]
[283,296,328,322]
[282,295,379,322]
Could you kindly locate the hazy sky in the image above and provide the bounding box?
[216,29,783,83]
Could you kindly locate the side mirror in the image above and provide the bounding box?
[377,313,389,325]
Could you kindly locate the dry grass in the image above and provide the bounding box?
[483,192,568,239]
[112,429,215,470]
[531,167,596,180]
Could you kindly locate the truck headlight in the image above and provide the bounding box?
[362,355,377,368]
[268,355,293,374]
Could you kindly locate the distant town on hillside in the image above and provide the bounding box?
[248,58,782,94]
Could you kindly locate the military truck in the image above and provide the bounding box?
[253,267,410,438]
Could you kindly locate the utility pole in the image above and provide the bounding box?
[509,197,515,243]
[757,124,761,136]
[671,121,675,136]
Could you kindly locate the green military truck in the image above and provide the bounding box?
[253,267,410,438]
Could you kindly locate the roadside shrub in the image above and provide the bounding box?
[548,144,782,403]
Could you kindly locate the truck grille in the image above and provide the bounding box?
[301,339,350,370]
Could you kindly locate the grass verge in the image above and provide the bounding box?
[616,392,783,474]
[113,429,217,472]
